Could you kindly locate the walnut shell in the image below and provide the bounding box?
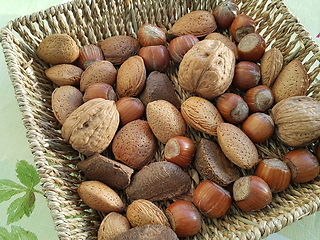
[116,56,146,97]
[178,40,235,100]
[260,48,283,87]
[169,10,217,37]
[270,96,320,147]
[61,98,119,156]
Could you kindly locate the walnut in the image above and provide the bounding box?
[61,98,119,156]
[270,96,320,147]
[178,40,235,100]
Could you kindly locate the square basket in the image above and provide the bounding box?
[1,0,320,239]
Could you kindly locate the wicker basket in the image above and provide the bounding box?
[1,0,320,239]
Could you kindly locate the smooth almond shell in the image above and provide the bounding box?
[272,59,309,103]
[217,123,259,169]
[169,10,217,37]
[80,60,117,92]
[77,180,125,213]
[116,56,146,97]
[146,100,186,144]
[181,96,224,136]
[98,212,131,240]
[45,64,83,86]
[126,199,170,228]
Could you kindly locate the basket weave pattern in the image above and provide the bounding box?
[1,0,320,239]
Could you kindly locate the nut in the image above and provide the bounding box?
[260,48,283,87]
[37,33,79,65]
[126,199,170,228]
[45,64,83,86]
[272,59,309,103]
[116,56,146,97]
[98,212,131,240]
[146,100,186,144]
[126,161,192,202]
[51,85,83,125]
[112,119,157,170]
[80,60,117,92]
[169,10,217,37]
[181,96,224,136]
[270,96,320,147]
[178,40,235,100]
[217,123,259,169]
[61,98,119,156]
[98,35,141,65]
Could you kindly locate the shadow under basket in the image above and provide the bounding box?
[1,0,320,239]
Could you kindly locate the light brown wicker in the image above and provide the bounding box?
[1,0,320,239]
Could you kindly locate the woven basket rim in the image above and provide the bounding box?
[1,0,320,239]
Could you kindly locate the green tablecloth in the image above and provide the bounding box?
[0,1,319,239]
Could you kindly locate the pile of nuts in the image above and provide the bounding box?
[37,0,320,239]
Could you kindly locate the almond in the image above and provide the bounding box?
[181,96,224,136]
[169,10,217,37]
[217,123,259,169]
[126,199,170,228]
[260,48,283,87]
[37,33,79,65]
[272,59,308,103]
[80,60,117,92]
[146,100,186,144]
[98,35,141,65]
[98,212,131,240]
[116,56,146,97]
[45,64,83,86]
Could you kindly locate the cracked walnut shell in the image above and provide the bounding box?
[178,40,235,100]
[61,98,119,156]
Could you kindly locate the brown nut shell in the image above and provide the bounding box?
[260,48,283,87]
[37,33,79,65]
[115,224,178,240]
[193,138,241,186]
[217,123,259,169]
[139,71,181,109]
[181,96,224,136]
[98,212,131,240]
[80,60,117,92]
[77,180,125,213]
[146,100,186,144]
[61,98,119,156]
[77,153,134,190]
[126,199,170,228]
[112,119,157,170]
[169,10,217,38]
[98,35,141,65]
[272,59,309,103]
[205,32,238,59]
[116,56,146,97]
[51,85,83,125]
[126,161,192,202]
[45,64,83,86]
[178,40,235,100]
[270,96,320,147]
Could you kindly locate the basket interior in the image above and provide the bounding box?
[1,0,320,239]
